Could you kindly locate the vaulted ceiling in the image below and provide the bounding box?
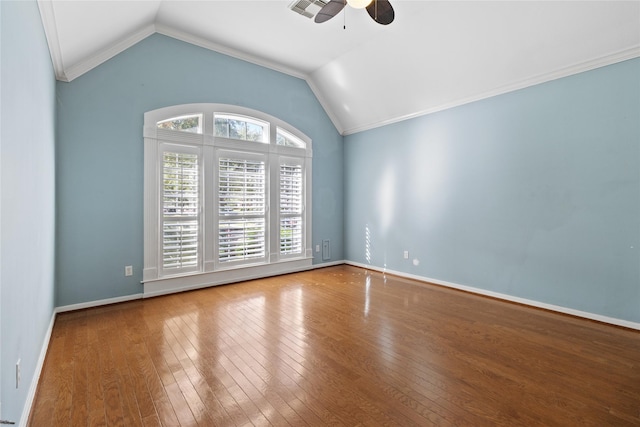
[38,1,640,135]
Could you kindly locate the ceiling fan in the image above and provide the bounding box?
[315,0,395,26]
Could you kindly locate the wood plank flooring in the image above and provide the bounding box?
[29,265,640,426]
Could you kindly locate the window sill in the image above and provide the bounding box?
[142,257,313,298]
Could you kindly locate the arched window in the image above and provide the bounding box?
[143,104,312,296]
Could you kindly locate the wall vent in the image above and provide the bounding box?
[288,0,328,19]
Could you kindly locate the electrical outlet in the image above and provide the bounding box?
[16,359,21,389]
[125,265,133,276]
[403,250,409,259]
[315,244,320,253]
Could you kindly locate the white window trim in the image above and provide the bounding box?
[143,104,312,297]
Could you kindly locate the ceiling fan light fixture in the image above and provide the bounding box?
[346,0,373,9]
[314,0,393,25]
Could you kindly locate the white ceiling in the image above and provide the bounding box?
[38,0,640,135]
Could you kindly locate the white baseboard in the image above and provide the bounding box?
[345,261,640,331]
[51,260,640,331]
[55,293,143,313]
[308,260,346,269]
[19,294,144,425]
[143,260,345,298]
[19,311,56,427]
[55,261,345,309]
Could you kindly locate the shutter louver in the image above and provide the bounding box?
[163,221,198,268]
[280,163,303,255]
[162,151,199,271]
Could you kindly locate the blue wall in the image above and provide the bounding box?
[0,0,56,421]
[56,32,639,323]
[4,3,637,420]
[345,58,640,323]
[56,34,343,306]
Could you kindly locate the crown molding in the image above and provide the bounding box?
[38,0,67,81]
[342,45,640,136]
[38,1,156,83]
[36,2,638,137]
[63,24,156,82]
[34,1,345,133]
[155,24,308,81]
[148,25,347,134]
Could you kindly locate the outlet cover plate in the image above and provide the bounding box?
[322,240,330,261]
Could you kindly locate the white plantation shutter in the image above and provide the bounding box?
[162,221,198,268]
[144,104,313,286]
[161,149,200,273]
[218,153,267,263]
[280,161,304,255]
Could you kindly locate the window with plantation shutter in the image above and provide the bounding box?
[144,104,312,294]
[218,154,267,263]
[280,160,303,256]
[161,148,200,274]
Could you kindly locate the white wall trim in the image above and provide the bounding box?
[310,260,345,269]
[18,311,55,427]
[345,261,640,331]
[341,46,640,135]
[144,258,315,298]
[63,24,156,82]
[55,293,143,314]
[55,261,342,310]
[145,259,343,298]
[44,260,640,331]
[40,9,638,136]
[155,24,308,81]
[37,0,67,81]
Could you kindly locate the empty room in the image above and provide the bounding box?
[1,0,639,425]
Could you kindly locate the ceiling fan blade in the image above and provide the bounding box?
[315,0,346,23]
[366,0,394,25]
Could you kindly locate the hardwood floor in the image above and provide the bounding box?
[29,265,640,426]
